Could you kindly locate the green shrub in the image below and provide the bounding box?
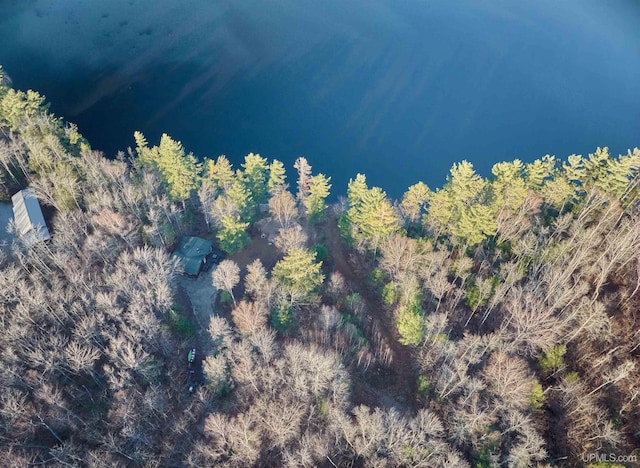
[397,307,424,346]
[219,290,233,305]
[369,268,384,285]
[564,371,579,383]
[530,381,544,409]
[417,375,430,400]
[168,309,196,339]
[271,303,294,333]
[345,293,362,312]
[382,282,397,306]
[313,243,328,262]
[538,344,566,373]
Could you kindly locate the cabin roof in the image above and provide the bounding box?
[11,188,50,245]
[172,236,213,276]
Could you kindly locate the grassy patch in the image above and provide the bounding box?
[168,309,196,339]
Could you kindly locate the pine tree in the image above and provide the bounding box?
[157,134,201,203]
[401,181,431,225]
[268,159,286,195]
[134,131,155,167]
[304,174,331,220]
[272,248,324,297]
[217,214,250,254]
[582,147,611,189]
[563,154,585,186]
[490,160,527,213]
[424,188,454,236]
[425,160,492,245]
[134,132,201,205]
[225,179,253,220]
[452,204,497,245]
[524,155,556,191]
[543,176,574,210]
[448,160,485,206]
[347,174,369,206]
[605,148,640,201]
[206,155,235,191]
[241,153,269,204]
[347,183,400,252]
[0,88,48,129]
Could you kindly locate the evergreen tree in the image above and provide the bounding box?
[563,154,586,186]
[134,132,201,205]
[272,248,324,297]
[0,88,48,129]
[304,174,331,220]
[448,160,485,206]
[424,187,454,236]
[134,131,155,167]
[346,179,400,252]
[217,214,250,254]
[225,179,253,219]
[425,160,491,245]
[396,294,424,346]
[206,155,235,191]
[241,153,269,205]
[490,160,528,213]
[543,176,574,210]
[347,173,369,206]
[452,203,497,245]
[268,159,287,195]
[397,305,424,346]
[157,134,201,203]
[524,155,556,191]
[582,147,611,189]
[605,148,640,201]
[401,181,431,225]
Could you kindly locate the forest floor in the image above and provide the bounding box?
[317,210,419,412]
[176,269,218,331]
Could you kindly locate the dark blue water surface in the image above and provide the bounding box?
[1,0,639,198]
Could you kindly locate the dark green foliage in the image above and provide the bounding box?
[168,309,197,339]
[271,302,294,333]
[416,375,430,400]
[344,292,362,312]
[219,290,233,305]
[368,267,384,286]
[313,243,328,262]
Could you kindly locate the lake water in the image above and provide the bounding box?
[1,0,639,198]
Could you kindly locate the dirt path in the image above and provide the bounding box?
[321,211,418,410]
[176,268,218,331]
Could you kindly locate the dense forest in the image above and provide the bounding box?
[0,66,639,467]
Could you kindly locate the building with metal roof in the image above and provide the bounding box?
[172,236,213,276]
[11,188,50,245]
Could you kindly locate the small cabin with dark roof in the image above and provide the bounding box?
[11,188,50,245]
[172,236,214,276]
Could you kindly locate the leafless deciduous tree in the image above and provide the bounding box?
[483,350,535,412]
[231,300,268,335]
[212,259,241,306]
[274,224,308,254]
[269,187,298,229]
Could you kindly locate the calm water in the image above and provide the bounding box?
[1,0,639,198]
